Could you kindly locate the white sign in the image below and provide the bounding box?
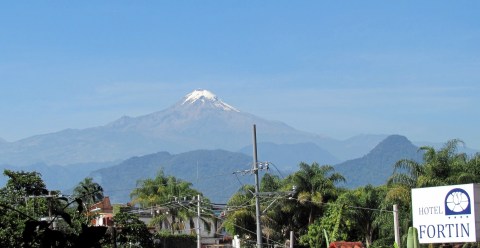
[412,184,480,243]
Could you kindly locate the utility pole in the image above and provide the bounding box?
[26,192,58,229]
[197,194,201,248]
[48,191,57,230]
[393,204,400,247]
[233,125,282,247]
[252,124,262,248]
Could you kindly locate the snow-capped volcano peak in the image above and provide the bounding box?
[181,89,239,112]
[183,89,218,103]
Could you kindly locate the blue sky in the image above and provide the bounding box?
[1,1,479,149]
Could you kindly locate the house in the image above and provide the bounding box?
[90,196,114,227]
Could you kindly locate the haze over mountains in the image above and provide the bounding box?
[0,89,385,166]
[0,89,476,203]
[334,135,424,189]
[90,149,254,204]
[86,135,423,203]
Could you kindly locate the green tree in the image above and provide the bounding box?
[224,173,293,244]
[389,139,470,190]
[463,152,480,183]
[260,173,282,192]
[388,140,468,199]
[345,185,387,247]
[225,165,345,246]
[73,177,104,207]
[130,169,204,234]
[259,173,286,245]
[113,211,153,247]
[284,162,345,227]
[223,185,257,240]
[306,186,390,247]
[298,218,324,248]
[300,187,362,248]
[0,170,49,247]
[72,177,104,226]
[0,170,110,247]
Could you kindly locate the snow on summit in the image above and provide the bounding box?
[181,89,240,112]
[183,89,217,103]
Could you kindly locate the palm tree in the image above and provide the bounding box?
[224,174,289,244]
[225,166,345,244]
[130,171,167,207]
[72,177,104,224]
[130,170,206,234]
[223,185,257,239]
[289,162,345,225]
[462,152,480,183]
[347,185,386,247]
[388,139,469,193]
[73,177,104,207]
[420,139,469,186]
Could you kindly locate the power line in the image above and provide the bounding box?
[176,198,286,247]
[279,195,395,213]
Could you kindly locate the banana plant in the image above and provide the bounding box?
[407,227,419,248]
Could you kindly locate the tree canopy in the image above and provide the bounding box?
[1,139,478,247]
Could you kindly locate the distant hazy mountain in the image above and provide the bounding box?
[0,161,114,190]
[333,135,424,188]
[88,149,254,204]
[86,135,425,204]
[0,89,383,166]
[238,142,339,172]
[317,134,389,162]
[103,89,331,155]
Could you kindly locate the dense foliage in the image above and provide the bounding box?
[113,211,154,247]
[130,169,214,236]
[223,140,480,248]
[1,139,480,248]
[0,170,111,247]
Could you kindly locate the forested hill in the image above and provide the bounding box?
[89,150,253,204]
[87,135,425,204]
[333,135,424,188]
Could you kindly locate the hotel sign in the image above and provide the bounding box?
[412,184,480,243]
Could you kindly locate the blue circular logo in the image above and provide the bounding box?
[445,188,471,215]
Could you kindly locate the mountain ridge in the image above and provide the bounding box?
[334,134,424,188]
[89,149,253,204]
[84,135,424,204]
[0,89,383,166]
[0,134,441,204]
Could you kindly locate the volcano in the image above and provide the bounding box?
[0,89,334,166]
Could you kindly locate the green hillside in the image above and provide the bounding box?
[90,150,253,203]
[334,135,423,188]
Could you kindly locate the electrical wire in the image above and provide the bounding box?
[172,199,286,247]
[267,161,285,179]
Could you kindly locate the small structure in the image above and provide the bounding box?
[90,196,114,226]
[329,241,364,248]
